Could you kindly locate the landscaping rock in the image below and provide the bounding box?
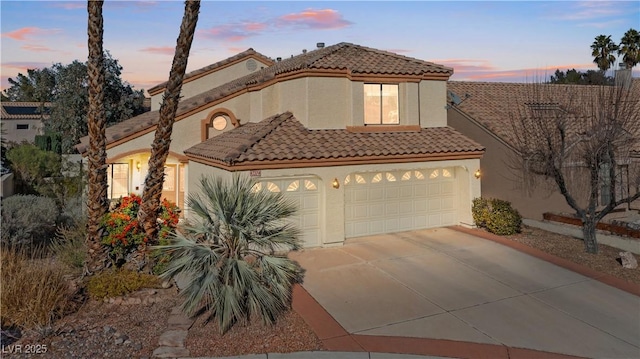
[158,329,187,347]
[619,251,638,269]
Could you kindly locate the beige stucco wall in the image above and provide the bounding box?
[150,59,269,111]
[448,109,573,220]
[420,80,447,127]
[188,158,481,246]
[2,119,44,144]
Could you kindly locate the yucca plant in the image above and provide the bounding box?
[156,175,303,334]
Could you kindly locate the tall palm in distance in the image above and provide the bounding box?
[618,28,640,69]
[85,0,109,274]
[138,0,200,265]
[591,34,619,72]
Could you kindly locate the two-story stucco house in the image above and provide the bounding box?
[77,43,485,247]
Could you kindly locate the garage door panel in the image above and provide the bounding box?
[442,197,454,210]
[399,200,413,214]
[370,188,384,200]
[399,185,413,198]
[260,177,321,248]
[345,168,458,238]
[414,186,427,197]
[428,183,441,195]
[385,187,399,199]
[385,202,399,215]
[428,198,441,211]
[370,203,385,217]
[302,196,318,210]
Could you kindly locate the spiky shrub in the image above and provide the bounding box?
[156,175,303,334]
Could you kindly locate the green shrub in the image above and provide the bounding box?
[0,247,73,330]
[1,195,59,247]
[472,197,522,235]
[472,197,490,228]
[51,219,87,271]
[86,269,161,299]
[100,194,180,267]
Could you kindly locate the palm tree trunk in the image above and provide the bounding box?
[85,0,109,274]
[136,0,200,269]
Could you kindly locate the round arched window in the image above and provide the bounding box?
[212,115,228,131]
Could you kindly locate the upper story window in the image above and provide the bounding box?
[364,84,399,125]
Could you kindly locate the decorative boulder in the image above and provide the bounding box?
[619,251,638,269]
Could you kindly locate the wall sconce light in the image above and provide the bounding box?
[136,161,141,172]
[474,169,481,179]
[332,178,340,189]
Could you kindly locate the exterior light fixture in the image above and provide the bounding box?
[474,169,481,179]
[136,161,141,171]
[332,178,340,189]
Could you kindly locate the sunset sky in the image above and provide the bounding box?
[1,1,638,94]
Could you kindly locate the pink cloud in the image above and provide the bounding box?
[2,27,44,41]
[140,46,175,56]
[278,9,352,29]
[2,62,50,71]
[385,49,412,54]
[450,63,598,82]
[433,59,496,73]
[50,2,85,10]
[199,21,268,42]
[21,44,55,52]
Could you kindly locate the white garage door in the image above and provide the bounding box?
[254,177,321,248]
[344,168,456,238]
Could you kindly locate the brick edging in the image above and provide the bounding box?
[448,226,640,297]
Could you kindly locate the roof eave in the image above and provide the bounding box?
[186,150,485,172]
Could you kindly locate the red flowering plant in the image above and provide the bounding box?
[101,194,180,267]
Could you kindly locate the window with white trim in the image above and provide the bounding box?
[364,84,399,125]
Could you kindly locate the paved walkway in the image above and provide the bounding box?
[154,226,640,359]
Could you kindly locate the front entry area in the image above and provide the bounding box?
[344,168,456,238]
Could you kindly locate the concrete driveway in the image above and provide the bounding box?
[289,228,640,359]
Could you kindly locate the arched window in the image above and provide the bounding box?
[201,108,239,141]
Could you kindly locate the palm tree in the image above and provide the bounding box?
[85,0,109,274]
[618,28,640,69]
[591,34,619,72]
[138,0,200,252]
[155,175,303,334]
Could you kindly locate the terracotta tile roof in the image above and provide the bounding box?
[185,112,484,169]
[447,81,640,153]
[77,43,452,154]
[1,101,51,119]
[147,48,274,95]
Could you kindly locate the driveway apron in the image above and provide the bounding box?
[290,228,640,359]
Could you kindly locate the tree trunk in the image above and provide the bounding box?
[134,0,200,270]
[85,0,109,275]
[582,217,599,254]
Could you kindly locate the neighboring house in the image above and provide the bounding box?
[447,80,640,220]
[0,102,50,144]
[77,43,484,247]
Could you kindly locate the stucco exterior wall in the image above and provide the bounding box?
[420,80,447,127]
[278,77,309,126]
[150,59,268,111]
[448,109,573,220]
[188,158,481,246]
[2,119,44,144]
[307,77,351,129]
